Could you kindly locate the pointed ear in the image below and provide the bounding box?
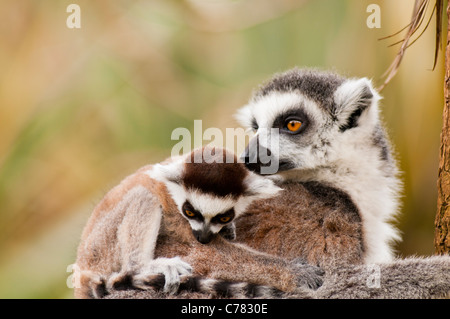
[243,172,282,199]
[234,103,254,129]
[333,77,380,132]
[150,159,184,184]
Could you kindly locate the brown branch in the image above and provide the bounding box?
[433,0,444,69]
[378,0,444,91]
[435,1,450,255]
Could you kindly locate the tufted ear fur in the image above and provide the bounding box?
[333,77,380,132]
[151,160,184,185]
[234,103,253,130]
[243,172,282,199]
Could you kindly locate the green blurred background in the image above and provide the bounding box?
[0,0,446,298]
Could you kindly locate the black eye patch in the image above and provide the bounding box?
[182,201,204,221]
[272,108,309,134]
[211,209,235,224]
[251,118,259,131]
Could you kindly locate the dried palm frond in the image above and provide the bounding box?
[378,0,444,91]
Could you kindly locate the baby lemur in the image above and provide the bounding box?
[74,146,322,298]
[103,68,450,299]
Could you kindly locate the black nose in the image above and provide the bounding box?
[193,230,214,244]
[241,137,272,174]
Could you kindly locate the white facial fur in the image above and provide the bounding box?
[236,76,401,263]
[236,78,383,172]
[147,154,281,236]
[237,91,328,170]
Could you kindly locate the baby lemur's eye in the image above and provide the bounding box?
[182,201,202,220]
[212,209,235,224]
[285,120,302,133]
[184,210,195,217]
[219,216,231,223]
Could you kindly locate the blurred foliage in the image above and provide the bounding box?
[0,0,445,298]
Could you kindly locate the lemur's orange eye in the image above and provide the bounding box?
[220,216,231,223]
[286,120,302,132]
[185,210,195,217]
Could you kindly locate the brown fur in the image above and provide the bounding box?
[182,147,248,198]
[75,167,162,298]
[74,158,304,298]
[235,181,364,269]
[103,178,364,299]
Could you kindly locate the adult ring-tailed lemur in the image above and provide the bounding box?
[85,68,450,299]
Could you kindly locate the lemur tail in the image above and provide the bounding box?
[78,256,450,299]
[131,274,300,299]
[116,256,450,299]
[75,270,301,299]
[166,256,450,299]
[313,256,450,299]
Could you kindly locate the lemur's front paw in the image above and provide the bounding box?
[219,223,236,241]
[134,257,193,294]
[291,258,324,290]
